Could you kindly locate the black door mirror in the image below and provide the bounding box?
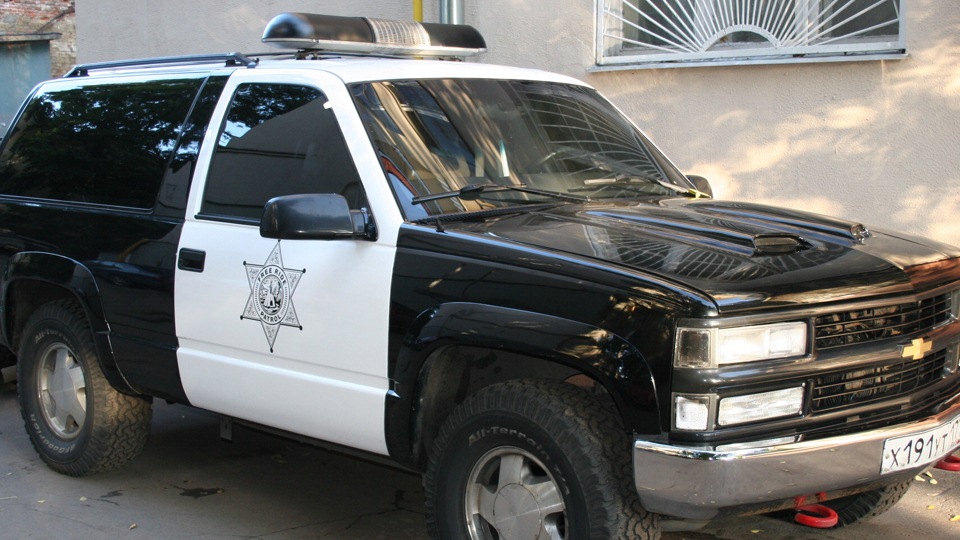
[260,194,375,240]
[686,175,713,198]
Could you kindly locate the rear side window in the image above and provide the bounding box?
[0,76,205,209]
[200,83,364,222]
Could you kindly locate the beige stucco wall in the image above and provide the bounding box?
[75,0,422,59]
[76,0,960,245]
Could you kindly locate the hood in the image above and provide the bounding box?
[445,199,960,313]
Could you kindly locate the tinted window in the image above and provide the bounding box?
[201,83,364,222]
[352,79,680,219]
[156,76,228,215]
[0,76,205,208]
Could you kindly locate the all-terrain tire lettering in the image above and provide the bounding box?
[425,379,659,540]
[17,300,152,476]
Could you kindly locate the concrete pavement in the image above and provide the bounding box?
[1,377,958,539]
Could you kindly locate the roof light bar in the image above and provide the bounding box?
[262,13,486,58]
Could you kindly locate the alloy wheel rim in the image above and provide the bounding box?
[464,446,567,540]
[37,342,86,439]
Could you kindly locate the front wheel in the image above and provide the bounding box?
[425,379,659,540]
[17,300,152,476]
[821,480,912,526]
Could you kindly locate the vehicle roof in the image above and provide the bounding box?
[60,54,587,87]
[261,56,585,85]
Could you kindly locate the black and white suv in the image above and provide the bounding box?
[0,12,958,539]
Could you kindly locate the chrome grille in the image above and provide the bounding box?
[812,349,948,414]
[815,294,952,350]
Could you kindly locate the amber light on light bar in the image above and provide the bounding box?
[262,12,487,58]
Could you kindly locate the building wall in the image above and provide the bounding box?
[0,0,75,76]
[74,0,960,245]
[74,0,419,59]
[0,0,76,129]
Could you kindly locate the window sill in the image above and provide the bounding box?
[589,50,908,71]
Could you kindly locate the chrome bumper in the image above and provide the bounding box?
[634,398,960,520]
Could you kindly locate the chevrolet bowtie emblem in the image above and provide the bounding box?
[901,338,932,361]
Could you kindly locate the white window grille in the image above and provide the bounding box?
[596,0,906,68]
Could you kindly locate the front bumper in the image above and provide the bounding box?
[634,396,960,520]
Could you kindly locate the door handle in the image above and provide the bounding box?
[178,249,206,272]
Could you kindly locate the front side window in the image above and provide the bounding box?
[597,0,905,68]
[352,79,691,219]
[201,83,364,222]
[0,76,205,208]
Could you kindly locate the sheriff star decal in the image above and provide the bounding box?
[242,242,305,352]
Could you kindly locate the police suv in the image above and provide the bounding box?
[0,12,959,540]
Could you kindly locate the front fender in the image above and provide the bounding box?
[2,251,132,393]
[385,302,660,468]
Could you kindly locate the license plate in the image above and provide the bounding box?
[881,414,960,474]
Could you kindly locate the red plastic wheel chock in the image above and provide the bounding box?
[934,454,960,472]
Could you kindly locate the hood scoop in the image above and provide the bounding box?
[753,234,810,255]
[687,201,873,244]
[586,209,813,257]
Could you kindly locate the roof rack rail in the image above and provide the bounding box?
[64,52,258,78]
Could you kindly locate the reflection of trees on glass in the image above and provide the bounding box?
[218,85,321,147]
[353,79,679,218]
[202,83,364,221]
[157,77,229,213]
[0,77,204,208]
[515,81,664,182]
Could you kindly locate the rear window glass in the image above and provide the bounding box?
[0,76,204,209]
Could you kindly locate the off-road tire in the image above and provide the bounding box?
[822,480,913,527]
[424,379,659,539]
[17,300,151,476]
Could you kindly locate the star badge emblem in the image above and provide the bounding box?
[242,242,305,352]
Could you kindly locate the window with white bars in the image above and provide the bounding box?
[596,0,906,68]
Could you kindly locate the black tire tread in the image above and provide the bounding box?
[425,379,659,539]
[18,300,151,476]
[826,480,912,527]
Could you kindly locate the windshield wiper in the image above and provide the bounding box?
[572,175,709,198]
[411,183,590,205]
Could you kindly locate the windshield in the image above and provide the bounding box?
[351,79,693,219]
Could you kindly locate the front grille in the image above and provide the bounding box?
[811,349,948,413]
[815,294,952,350]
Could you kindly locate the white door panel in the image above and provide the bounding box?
[176,224,393,454]
[175,70,397,455]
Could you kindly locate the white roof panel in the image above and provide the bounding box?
[252,56,586,86]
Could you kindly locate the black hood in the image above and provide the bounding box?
[442,199,960,313]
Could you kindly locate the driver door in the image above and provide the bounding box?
[174,70,394,454]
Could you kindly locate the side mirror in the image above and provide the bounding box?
[686,175,713,198]
[260,194,376,240]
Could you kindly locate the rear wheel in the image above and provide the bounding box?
[425,379,659,540]
[17,300,151,476]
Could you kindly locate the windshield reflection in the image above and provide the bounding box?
[351,79,692,219]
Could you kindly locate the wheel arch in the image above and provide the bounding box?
[1,252,132,393]
[385,302,661,469]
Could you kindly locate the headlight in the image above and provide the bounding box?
[675,321,807,368]
[717,386,805,426]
